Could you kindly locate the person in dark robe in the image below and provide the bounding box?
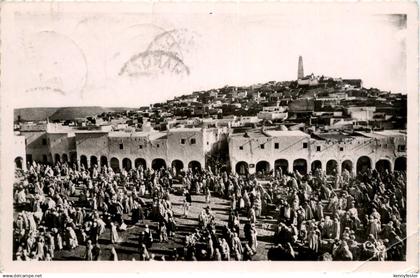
[90,221,99,244]
[167,214,177,237]
[213,247,222,261]
[143,225,153,248]
[302,202,314,220]
[131,201,142,224]
[243,220,252,244]
[243,243,254,261]
[92,243,101,260]
[332,240,353,261]
[138,231,146,251]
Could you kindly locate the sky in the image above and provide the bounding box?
[5,6,407,108]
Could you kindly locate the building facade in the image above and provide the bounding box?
[17,123,407,176]
[228,129,407,176]
[18,124,226,173]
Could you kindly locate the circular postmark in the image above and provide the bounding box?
[146,28,199,60]
[23,30,88,97]
[119,50,190,77]
[117,26,198,78]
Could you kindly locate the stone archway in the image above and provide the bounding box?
[90,156,98,168]
[62,153,68,163]
[236,161,249,175]
[171,160,184,175]
[256,161,270,174]
[15,157,23,169]
[326,160,338,176]
[54,153,61,164]
[275,159,289,174]
[342,160,353,173]
[135,158,147,170]
[110,157,120,172]
[311,160,322,173]
[376,159,391,173]
[100,156,108,167]
[293,159,307,175]
[188,161,202,173]
[80,155,88,169]
[357,156,371,174]
[152,158,166,171]
[394,157,406,172]
[70,152,77,165]
[122,158,132,171]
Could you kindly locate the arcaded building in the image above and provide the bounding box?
[228,129,407,176]
[65,127,224,173]
[17,122,406,176]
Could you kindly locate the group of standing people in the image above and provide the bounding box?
[13,159,406,261]
[13,161,177,261]
[268,166,406,261]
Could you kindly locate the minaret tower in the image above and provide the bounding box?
[297,55,304,80]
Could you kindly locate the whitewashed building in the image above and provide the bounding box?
[228,129,407,176]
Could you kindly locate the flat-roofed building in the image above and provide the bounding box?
[229,129,407,176]
[19,123,51,164]
[73,127,227,173]
[18,122,407,177]
[228,129,310,175]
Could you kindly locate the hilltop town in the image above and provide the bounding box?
[12,57,408,262]
[16,63,406,132]
[14,56,407,175]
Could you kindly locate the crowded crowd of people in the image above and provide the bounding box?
[13,159,406,261]
[268,166,406,260]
